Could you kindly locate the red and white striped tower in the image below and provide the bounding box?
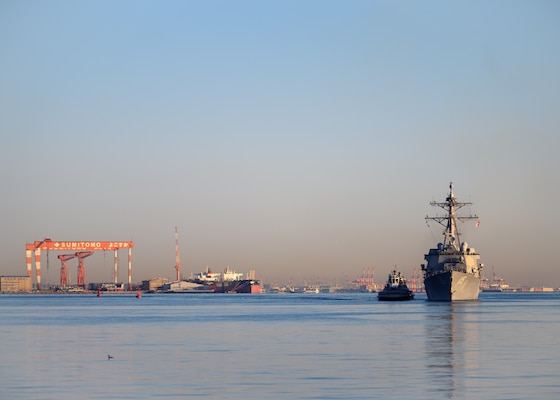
[35,249,42,290]
[128,248,132,290]
[175,226,181,281]
[26,248,33,278]
[26,239,51,290]
[113,250,119,284]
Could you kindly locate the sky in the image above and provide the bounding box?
[1,0,559,287]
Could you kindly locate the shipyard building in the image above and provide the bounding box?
[0,276,32,293]
[141,277,170,292]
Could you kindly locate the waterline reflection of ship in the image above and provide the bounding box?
[424,302,481,398]
[421,183,483,301]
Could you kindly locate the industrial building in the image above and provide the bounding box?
[0,276,32,293]
[141,277,170,292]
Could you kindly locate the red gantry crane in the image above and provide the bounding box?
[76,251,94,288]
[26,240,134,290]
[57,253,77,287]
[57,251,95,288]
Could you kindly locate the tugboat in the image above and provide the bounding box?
[422,183,483,301]
[378,269,414,301]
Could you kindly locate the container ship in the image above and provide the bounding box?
[421,183,483,301]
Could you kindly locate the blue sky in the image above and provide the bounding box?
[1,0,559,287]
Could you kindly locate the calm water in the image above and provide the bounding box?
[1,292,559,399]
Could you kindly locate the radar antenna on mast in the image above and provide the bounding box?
[425,181,479,250]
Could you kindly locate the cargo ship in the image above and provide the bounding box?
[171,228,260,293]
[191,267,261,294]
[421,183,483,301]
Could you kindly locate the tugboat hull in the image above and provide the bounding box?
[377,269,414,301]
[378,289,414,301]
[424,270,480,301]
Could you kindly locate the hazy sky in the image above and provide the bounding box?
[1,0,559,287]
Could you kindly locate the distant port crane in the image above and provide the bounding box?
[26,239,134,290]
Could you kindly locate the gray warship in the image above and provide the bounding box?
[421,183,483,301]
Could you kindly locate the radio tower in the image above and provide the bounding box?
[175,226,181,281]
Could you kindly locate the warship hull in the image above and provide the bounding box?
[424,270,480,301]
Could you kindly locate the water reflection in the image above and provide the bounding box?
[424,302,480,399]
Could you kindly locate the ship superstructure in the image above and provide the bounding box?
[421,183,483,301]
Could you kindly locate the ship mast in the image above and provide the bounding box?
[426,182,478,251]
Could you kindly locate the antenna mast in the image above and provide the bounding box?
[425,182,478,250]
[175,226,181,281]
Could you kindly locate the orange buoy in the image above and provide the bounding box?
[136,290,142,299]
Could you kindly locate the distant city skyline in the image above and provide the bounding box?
[1,1,559,288]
